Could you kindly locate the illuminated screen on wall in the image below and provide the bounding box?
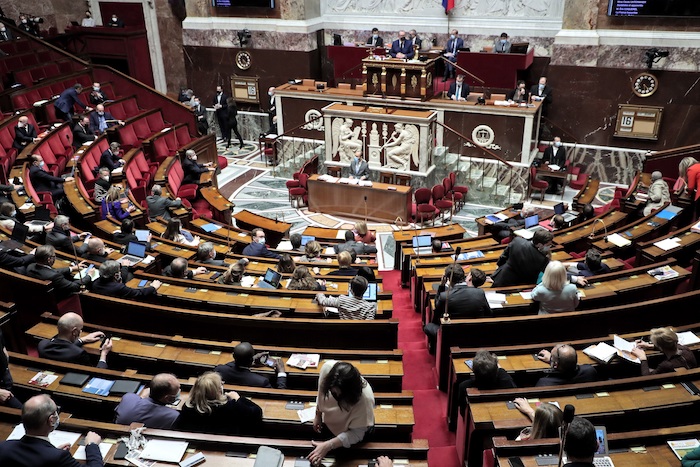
[608,0,700,17]
[212,0,274,6]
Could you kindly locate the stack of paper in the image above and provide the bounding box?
[548,164,561,171]
[28,372,58,387]
[583,342,617,363]
[678,331,700,346]
[606,233,632,247]
[6,424,81,448]
[287,353,320,369]
[647,265,679,281]
[317,174,338,183]
[653,237,681,251]
[613,335,640,364]
[140,439,189,463]
[359,180,373,187]
[485,292,506,309]
[692,220,700,234]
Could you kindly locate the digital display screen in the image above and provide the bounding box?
[212,0,274,7]
[608,0,700,17]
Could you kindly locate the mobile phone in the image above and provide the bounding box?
[211,272,223,280]
[138,279,148,287]
[264,358,276,368]
[85,264,94,274]
[508,457,525,467]
[100,334,111,347]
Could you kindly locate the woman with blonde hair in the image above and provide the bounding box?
[300,240,323,262]
[531,261,579,314]
[288,265,325,291]
[353,221,376,243]
[513,399,563,441]
[101,185,134,220]
[632,326,697,375]
[175,371,262,435]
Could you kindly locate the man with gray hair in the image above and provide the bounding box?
[182,149,215,185]
[91,260,161,298]
[644,170,671,216]
[93,166,111,202]
[115,373,181,428]
[26,245,92,301]
[0,394,104,466]
[146,184,182,221]
[99,141,124,171]
[38,311,111,368]
[196,241,225,266]
[46,215,89,255]
[162,257,207,279]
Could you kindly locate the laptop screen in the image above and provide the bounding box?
[263,268,282,287]
[301,235,315,246]
[348,282,377,301]
[135,230,149,242]
[126,241,146,258]
[554,203,565,215]
[11,223,29,243]
[413,235,432,248]
[524,215,539,228]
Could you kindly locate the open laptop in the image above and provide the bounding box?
[412,234,433,254]
[301,235,315,246]
[120,241,147,266]
[258,268,282,289]
[347,282,378,301]
[513,214,546,240]
[538,426,614,466]
[25,206,51,228]
[554,202,579,223]
[134,229,150,243]
[0,222,29,251]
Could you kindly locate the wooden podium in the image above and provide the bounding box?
[362,58,437,101]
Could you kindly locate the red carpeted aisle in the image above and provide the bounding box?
[379,270,460,467]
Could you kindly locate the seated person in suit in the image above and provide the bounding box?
[334,230,377,255]
[408,29,422,49]
[530,76,553,105]
[507,80,529,103]
[0,245,36,274]
[196,241,225,266]
[316,275,376,320]
[162,256,207,279]
[0,201,51,235]
[73,115,96,147]
[324,251,358,277]
[215,342,287,389]
[534,344,597,386]
[0,24,14,41]
[288,265,326,291]
[443,29,464,80]
[99,141,125,171]
[456,349,516,417]
[37,311,111,368]
[447,74,470,101]
[93,167,111,202]
[182,149,215,185]
[0,329,22,409]
[563,249,611,279]
[349,150,370,180]
[114,373,181,429]
[46,215,89,255]
[91,260,161,298]
[389,30,414,59]
[26,245,92,302]
[81,237,115,263]
[494,32,511,53]
[89,82,108,105]
[29,155,73,200]
[108,14,125,27]
[0,394,105,467]
[146,184,182,221]
[113,218,151,245]
[366,27,383,47]
[242,227,281,259]
[356,265,376,284]
[542,136,568,193]
[81,10,96,27]
[12,116,38,152]
[89,104,124,135]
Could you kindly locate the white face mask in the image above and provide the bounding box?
[21,19,27,24]
[10,210,16,217]
[450,34,455,40]
[554,142,562,148]
[112,17,117,21]
[0,28,6,32]
[501,39,507,44]
[39,161,45,168]
[258,237,266,244]
[94,86,100,91]
[51,413,60,431]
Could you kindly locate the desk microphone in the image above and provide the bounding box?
[558,404,575,467]
[443,246,462,321]
[364,196,368,222]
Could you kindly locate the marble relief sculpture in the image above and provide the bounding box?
[326,0,561,16]
[384,123,418,170]
[332,118,363,162]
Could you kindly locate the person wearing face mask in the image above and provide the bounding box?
[89,82,107,105]
[108,14,125,27]
[0,24,14,41]
[115,373,181,428]
[542,136,567,193]
[0,201,51,235]
[349,150,370,180]
[242,227,281,259]
[365,27,383,47]
[408,29,421,50]
[100,141,125,171]
[12,116,38,151]
[73,115,96,148]
[27,247,92,303]
[192,95,209,136]
[54,83,91,122]
[92,259,160,298]
[507,80,529,103]
[494,32,511,53]
[443,29,464,81]
[0,394,105,466]
[81,10,95,27]
[530,76,552,105]
[17,15,40,37]
[213,84,229,142]
[29,155,73,200]
[182,149,215,185]
[225,96,244,149]
[90,104,123,135]
[447,74,470,101]
[38,312,110,369]
[389,30,414,60]
[93,167,111,202]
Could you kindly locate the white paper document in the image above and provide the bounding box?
[298,406,317,423]
[677,331,700,346]
[74,442,113,460]
[6,424,81,449]
[606,233,632,247]
[653,237,682,251]
[140,439,189,463]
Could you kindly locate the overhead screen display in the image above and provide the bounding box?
[608,0,700,17]
[212,0,274,7]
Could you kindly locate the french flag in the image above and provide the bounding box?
[443,0,455,13]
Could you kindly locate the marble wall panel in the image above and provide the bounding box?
[184,28,317,52]
[154,0,186,95]
[561,0,598,30]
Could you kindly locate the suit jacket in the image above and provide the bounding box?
[193,104,208,129]
[432,284,491,324]
[89,111,116,135]
[46,226,86,255]
[492,237,549,287]
[349,158,370,179]
[242,241,281,260]
[12,124,37,150]
[535,365,598,386]
[529,84,553,104]
[72,122,95,147]
[29,165,65,194]
[324,266,358,277]
[412,36,422,49]
[38,336,106,369]
[507,87,529,102]
[447,82,470,100]
[366,36,384,47]
[182,157,208,185]
[334,240,373,256]
[91,277,157,298]
[146,194,181,221]
[99,149,122,171]
[444,37,464,59]
[0,435,103,467]
[54,88,86,114]
[0,250,35,272]
[89,89,107,105]
[389,39,414,59]
[542,145,567,167]
[0,29,14,41]
[213,92,228,117]
[26,263,91,301]
[200,257,226,266]
[494,39,511,53]
[108,18,125,27]
[214,362,287,389]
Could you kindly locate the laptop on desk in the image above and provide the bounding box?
[347,282,378,301]
[301,235,315,246]
[554,202,579,223]
[537,426,614,466]
[0,222,29,251]
[514,215,546,240]
[258,268,282,289]
[25,206,51,228]
[120,241,147,266]
[412,234,433,255]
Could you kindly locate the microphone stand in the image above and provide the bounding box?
[70,231,86,292]
[443,246,462,322]
[364,196,368,223]
[558,404,576,467]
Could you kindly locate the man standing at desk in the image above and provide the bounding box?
[408,30,422,49]
[542,136,567,194]
[447,75,470,101]
[443,29,463,81]
[494,32,511,53]
[349,151,370,180]
[366,28,383,47]
[389,30,414,59]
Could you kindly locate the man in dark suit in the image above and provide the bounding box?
[72,116,95,148]
[89,104,123,135]
[99,142,124,171]
[389,30,414,59]
[17,15,40,37]
[366,28,383,47]
[535,344,598,386]
[91,260,161,298]
[114,373,180,429]
[334,230,377,255]
[28,155,73,200]
[162,257,207,279]
[107,14,125,27]
[89,82,108,105]
[408,29,422,50]
[443,29,464,81]
[542,136,567,193]
[494,32,512,53]
[0,24,14,41]
[182,149,215,185]
[0,394,105,467]
[215,342,287,388]
[213,85,228,141]
[26,245,91,302]
[196,242,225,266]
[46,215,88,255]
[0,329,22,409]
[507,80,529,103]
[0,246,36,273]
[530,76,553,105]
[242,228,281,259]
[146,184,182,221]
[447,74,470,101]
[349,150,370,180]
[37,311,111,369]
[491,229,553,287]
[12,116,38,152]
[193,96,208,136]
[54,84,91,122]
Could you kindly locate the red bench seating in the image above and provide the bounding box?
[0,39,31,55]
[21,163,58,216]
[103,95,140,121]
[10,72,93,112]
[165,157,198,200]
[32,124,74,177]
[124,149,157,203]
[13,60,85,88]
[115,109,168,152]
[0,111,45,182]
[78,137,110,193]
[0,50,55,77]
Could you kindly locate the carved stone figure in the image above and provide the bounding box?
[384,123,417,170]
[336,118,362,162]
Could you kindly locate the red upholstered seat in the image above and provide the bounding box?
[134,150,157,182]
[132,117,151,140]
[443,176,463,210]
[118,124,139,151]
[569,166,589,190]
[449,171,469,198]
[289,173,309,207]
[414,187,437,226]
[153,137,174,164]
[122,97,140,117]
[217,155,228,170]
[167,158,198,200]
[528,166,548,201]
[175,126,192,146]
[146,112,166,132]
[432,184,453,222]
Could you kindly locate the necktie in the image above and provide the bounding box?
[453,40,457,54]
[400,39,404,49]
[99,116,107,132]
[456,86,461,98]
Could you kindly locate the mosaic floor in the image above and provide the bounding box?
[218,142,616,270]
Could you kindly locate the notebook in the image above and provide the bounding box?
[347,282,378,301]
[60,372,90,387]
[412,234,433,254]
[258,268,282,289]
[301,235,315,246]
[121,241,147,265]
[110,380,141,396]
